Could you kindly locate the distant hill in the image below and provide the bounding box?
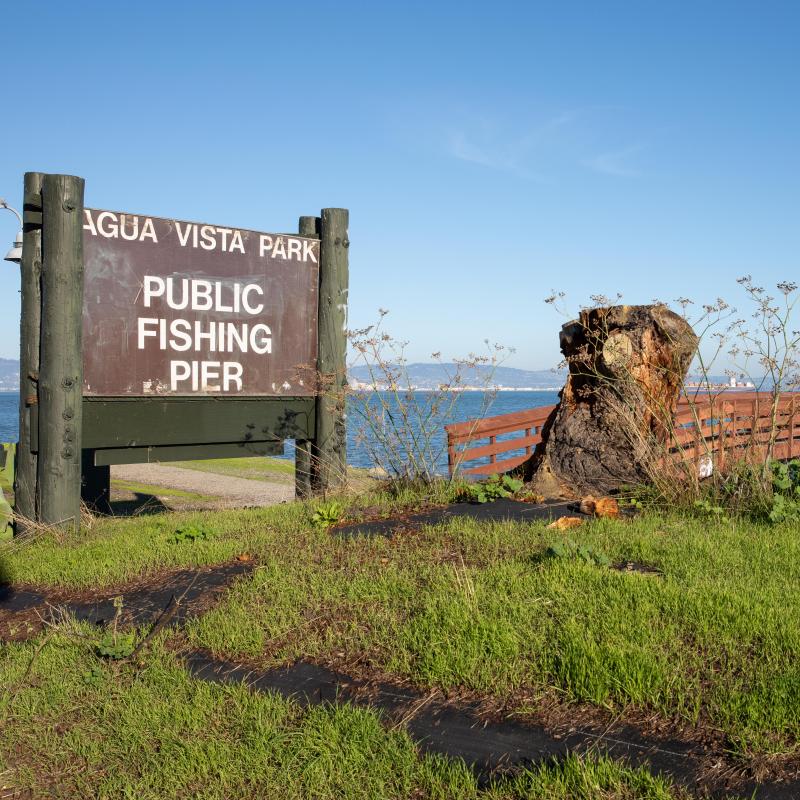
[0,358,562,393]
[349,362,566,390]
[0,359,19,391]
[0,356,745,394]
[348,362,743,391]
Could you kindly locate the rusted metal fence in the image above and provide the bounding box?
[446,392,799,478]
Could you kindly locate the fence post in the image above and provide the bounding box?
[314,208,349,492]
[295,214,321,499]
[37,174,85,529]
[14,172,44,530]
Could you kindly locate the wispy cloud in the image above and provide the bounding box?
[436,106,648,182]
[444,110,580,180]
[584,144,644,178]
[447,131,517,171]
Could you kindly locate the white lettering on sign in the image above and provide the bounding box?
[137,273,275,392]
[142,277,265,314]
[84,210,316,262]
[137,318,273,355]
[168,360,244,392]
[259,234,318,263]
[83,211,158,243]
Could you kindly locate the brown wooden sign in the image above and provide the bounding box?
[82,209,319,396]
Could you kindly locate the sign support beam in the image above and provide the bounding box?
[15,172,44,530]
[37,174,85,529]
[295,214,320,498]
[314,208,349,492]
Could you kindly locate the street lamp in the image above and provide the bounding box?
[1,198,23,264]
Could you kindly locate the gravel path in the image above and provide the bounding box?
[112,463,294,508]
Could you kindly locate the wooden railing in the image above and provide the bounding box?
[446,405,553,477]
[670,392,799,468]
[446,392,799,477]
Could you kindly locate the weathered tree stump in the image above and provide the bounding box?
[522,304,698,498]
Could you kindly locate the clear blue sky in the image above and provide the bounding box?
[1,1,797,369]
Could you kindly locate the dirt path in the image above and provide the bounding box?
[112,463,294,509]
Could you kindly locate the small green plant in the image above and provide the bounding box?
[95,596,136,659]
[615,483,651,512]
[168,524,211,544]
[767,459,800,523]
[542,539,611,568]
[81,665,105,686]
[312,500,343,529]
[500,474,524,493]
[461,474,523,504]
[771,459,800,494]
[693,498,729,522]
[623,497,644,510]
[96,631,136,660]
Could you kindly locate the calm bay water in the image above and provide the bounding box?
[0,390,560,474]
[0,394,17,443]
[345,390,559,474]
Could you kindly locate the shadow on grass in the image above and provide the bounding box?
[0,551,48,610]
[107,492,171,517]
[185,653,800,800]
[335,497,580,539]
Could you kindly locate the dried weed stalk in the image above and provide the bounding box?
[348,310,510,483]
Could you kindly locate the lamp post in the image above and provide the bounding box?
[1,199,23,263]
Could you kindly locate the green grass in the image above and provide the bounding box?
[111,478,217,502]
[0,633,686,799]
[178,511,800,759]
[1,487,798,792]
[0,486,450,588]
[170,456,374,488]
[0,507,271,587]
[170,456,295,482]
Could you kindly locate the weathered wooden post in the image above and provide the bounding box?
[37,174,85,528]
[314,208,349,492]
[295,214,321,499]
[14,172,44,529]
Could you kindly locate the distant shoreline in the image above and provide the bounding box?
[350,387,561,393]
[0,388,563,394]
[4,387,785,396]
